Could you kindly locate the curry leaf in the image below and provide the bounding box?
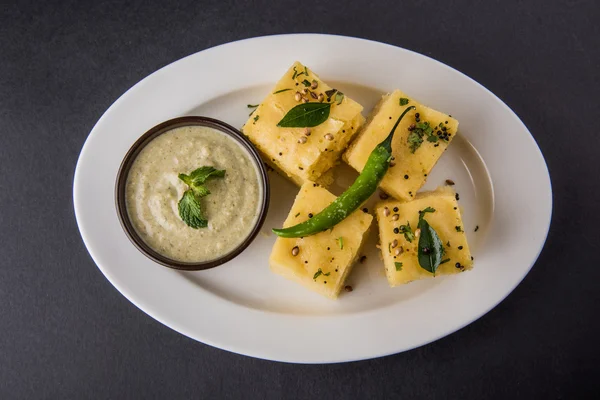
[417,216,444,276]
[277,102,331,128]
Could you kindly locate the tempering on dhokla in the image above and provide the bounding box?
[269,182,372,299]
[242,61,365,186]
[376,186,473,286]
[345,89,458,201]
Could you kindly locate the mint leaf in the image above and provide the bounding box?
[188,166,226,185]
[190,185,210,198]
[277,102,331,128]
[178,190,207,229]
[177,167,226,229]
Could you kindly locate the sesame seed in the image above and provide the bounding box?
[383,206,390,216]
[294,92,301,101]
[324,133,334,141]
[298,136,307,144]
[291,246,299,256]
[392,214,399,221]
[311,80,318,89]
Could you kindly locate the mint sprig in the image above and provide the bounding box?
[177,167,226,229]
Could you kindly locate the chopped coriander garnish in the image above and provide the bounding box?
[408,131,424,153]
[324,88,337,101]
[304,66,308,76]
[247,104,259,108]
[292,66,298,79]
[301,79,311,87]
[399,97,409,106]
[313,268,331,280]
[295,212,300,217]
[395,262,403,271]
[399,222,415,242]
[420,207,436,215]
[273,88,292,94]
[407,121,438,153]
[455,226,463,232]
[253,115,259,124]
[337,237,344,250]
[335,91,344,105]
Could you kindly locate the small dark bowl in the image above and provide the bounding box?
[115,116,270,271]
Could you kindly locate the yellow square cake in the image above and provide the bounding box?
[375,186,472,286]
[344,89,458,200]
[269,182,373,299]
[242,61,365,186]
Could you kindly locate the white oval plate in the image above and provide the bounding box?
[74,34,552,363]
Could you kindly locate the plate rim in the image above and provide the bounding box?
[73,33,553,363]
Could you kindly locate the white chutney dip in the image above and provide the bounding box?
[125,125,262,262]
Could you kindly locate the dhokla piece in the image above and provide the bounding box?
[375,186,472,286]
[270,182,373,299]
[344,89,458,201]
[242,61,365,187]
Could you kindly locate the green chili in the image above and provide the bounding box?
[272,106,416,238]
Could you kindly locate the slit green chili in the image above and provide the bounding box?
[272,106,416,238]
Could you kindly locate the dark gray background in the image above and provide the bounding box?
[1,0,598,398]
